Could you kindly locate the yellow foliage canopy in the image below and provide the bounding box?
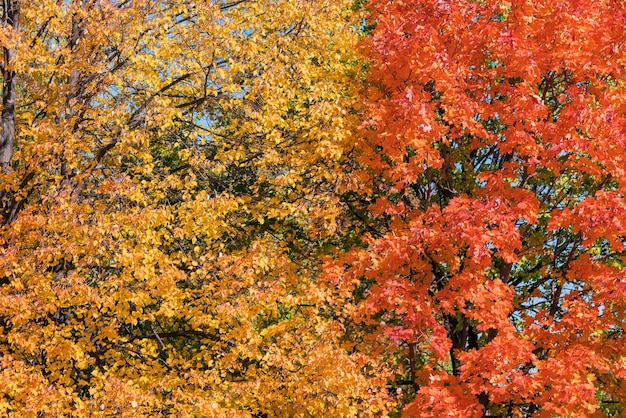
[0,0,391,416]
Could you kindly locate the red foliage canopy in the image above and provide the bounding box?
[332,0,626,416]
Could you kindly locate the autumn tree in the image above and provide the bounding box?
[0,0,392,416]
[326,0,626,416]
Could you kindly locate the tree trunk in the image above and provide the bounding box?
[1,0,20,170]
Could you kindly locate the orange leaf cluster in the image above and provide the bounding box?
[326,0,626,416]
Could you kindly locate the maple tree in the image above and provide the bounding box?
[0,0,393,416]
[325,0,626,417]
